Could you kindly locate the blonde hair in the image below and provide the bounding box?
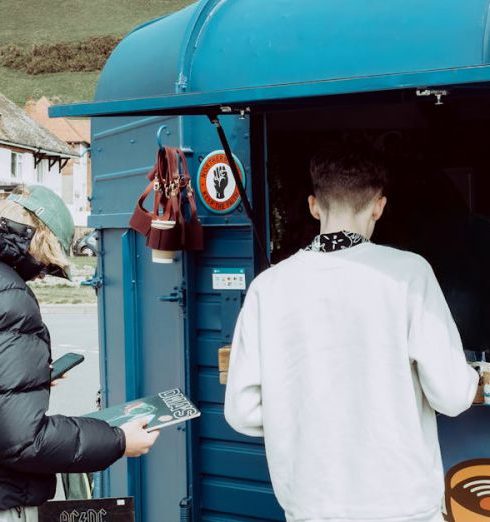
[0,198,69,270]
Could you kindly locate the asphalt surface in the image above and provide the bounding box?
[42,305,100,417]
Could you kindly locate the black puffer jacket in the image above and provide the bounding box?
[0,247,125,510]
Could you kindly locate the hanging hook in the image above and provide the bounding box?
[157,125,168,150]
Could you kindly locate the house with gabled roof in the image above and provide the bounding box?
[25,97,91,227]
[0,92,78,218]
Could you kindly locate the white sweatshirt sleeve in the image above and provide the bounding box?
[408,260,479,417]
[224,286,264,437]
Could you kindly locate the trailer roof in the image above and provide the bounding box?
[50,0,490,119]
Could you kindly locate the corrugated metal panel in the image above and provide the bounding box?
[190,224,283,520]
[201,477,282,520]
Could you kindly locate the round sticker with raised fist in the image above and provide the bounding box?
[197,151,246,214]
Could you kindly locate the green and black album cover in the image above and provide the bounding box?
[84,388,200,432]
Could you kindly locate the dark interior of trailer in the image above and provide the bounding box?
[266,88,490,352]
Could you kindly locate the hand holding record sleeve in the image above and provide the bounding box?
[120,416,160,457]
[84,388,201,433]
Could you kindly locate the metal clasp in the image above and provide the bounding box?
[159,285,186,307]
[165,181,179,198]
[81,275,103,290]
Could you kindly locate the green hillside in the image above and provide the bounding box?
[0,67,99,105]
[0,0,193,104]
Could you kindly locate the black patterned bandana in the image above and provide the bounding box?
[304,231,369,253]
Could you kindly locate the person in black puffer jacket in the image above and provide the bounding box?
[0,186,159,522]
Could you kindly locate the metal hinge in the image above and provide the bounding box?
[179,497,192,522]
[176,73,188,91]
[81,275,103,290]
[159,285,186,307]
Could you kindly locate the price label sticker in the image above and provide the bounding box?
[212,268,246,290]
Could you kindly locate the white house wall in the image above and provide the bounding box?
[0,145,62,197]
[0,144,89,227]
[65,143,89,227]
[0,147,10,185]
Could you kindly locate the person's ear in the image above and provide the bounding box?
[372,195,387,222]
[308,195,321,220]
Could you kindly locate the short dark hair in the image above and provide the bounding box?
[310,143,388,213]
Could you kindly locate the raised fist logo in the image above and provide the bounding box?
[213,165,228,199]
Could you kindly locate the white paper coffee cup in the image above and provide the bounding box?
[151,219,176,230]
[152,249,176,264]
[151,220,176,264]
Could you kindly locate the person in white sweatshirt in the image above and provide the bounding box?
[224,144,479,522]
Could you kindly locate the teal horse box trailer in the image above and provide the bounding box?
[52,1,490,521]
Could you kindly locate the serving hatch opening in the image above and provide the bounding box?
[266,87,490,352]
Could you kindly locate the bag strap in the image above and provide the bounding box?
[177,149,199,221]
[160,148,184,224]
[153,149,170,217]
[134,164,159,217]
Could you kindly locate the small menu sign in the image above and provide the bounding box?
[212,268,246,290]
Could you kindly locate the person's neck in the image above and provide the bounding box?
[319,214,371,238]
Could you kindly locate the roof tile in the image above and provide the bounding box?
[0,93,74,156]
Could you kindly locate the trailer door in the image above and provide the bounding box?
[182,113,283,521]
[92,115,188,522]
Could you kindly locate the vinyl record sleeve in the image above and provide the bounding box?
[84,388,200,432]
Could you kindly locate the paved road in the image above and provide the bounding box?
[42,305,100,417]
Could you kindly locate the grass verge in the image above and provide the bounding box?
[29,256,98,304]
[31,285,97,305]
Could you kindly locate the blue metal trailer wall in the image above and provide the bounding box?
[91,115,189,522]
[50,1,490,521]
[91,108,280,520]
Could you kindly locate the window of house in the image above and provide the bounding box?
[36,160,47,183]
[10,152,22,179]
[62,172,74,204]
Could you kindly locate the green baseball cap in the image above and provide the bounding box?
[8,185,75,253]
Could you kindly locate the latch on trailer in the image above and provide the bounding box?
[159,285,186,307]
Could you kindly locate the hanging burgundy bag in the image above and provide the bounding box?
[177,148,204,251]
[129,146,203,263]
